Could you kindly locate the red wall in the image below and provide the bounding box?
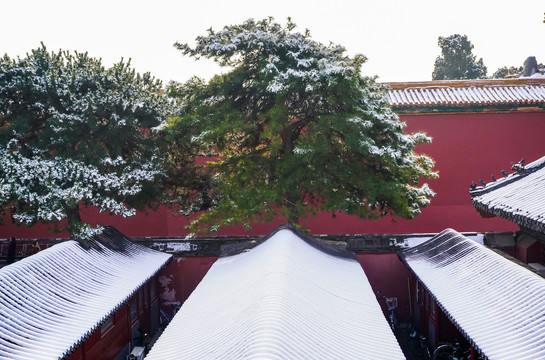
[2,111,543,239]
[157,256,218,317]
[516,239,543,264]
[355,252,414,322]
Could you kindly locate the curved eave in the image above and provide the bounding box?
[397,256,487,359]
[470,156,545,234]
[62,254,172,359]
[471,199,545,234]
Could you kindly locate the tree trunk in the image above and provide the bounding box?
[281,125,302,225]
[66,205,82,239]
[286,194,299,225]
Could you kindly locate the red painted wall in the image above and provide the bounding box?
[355,252,414,322]
[2,111,543,239]
[157,256,218,317]
[516,239,542,264]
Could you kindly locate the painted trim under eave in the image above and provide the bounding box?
[392,106,545,115]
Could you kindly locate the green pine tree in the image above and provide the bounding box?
[432,34,487,80]
[168,18,437,232]
[0,45,172,239]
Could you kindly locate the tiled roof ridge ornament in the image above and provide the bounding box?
[511,158,526,174]
[523,56,539,77]
[469,156,545,196]
[469,158,524,192]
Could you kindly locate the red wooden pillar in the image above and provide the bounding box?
[432,300,440,348]
[470,345,477,360]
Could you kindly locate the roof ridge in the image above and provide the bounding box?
[385,78,545,89]
[220,223,356,259]
[387,81,545,110]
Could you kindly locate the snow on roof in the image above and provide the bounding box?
[399,229,545,360]
[401,233,483,248]
[470,155,545,233]
[0,227,171,360]
[386,78,545,109]
[146,227,404,360]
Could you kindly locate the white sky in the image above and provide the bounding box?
[2,0,544,84]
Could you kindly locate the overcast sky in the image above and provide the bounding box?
[2,0,544,84]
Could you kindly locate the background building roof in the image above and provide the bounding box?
[0,227,171,360]
[386,78,545,112]
[399,229,545,360]
[470,155,545,234]
[146,226,404,360]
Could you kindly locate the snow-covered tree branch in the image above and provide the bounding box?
[169,17,438,232]
[0,45,171,239]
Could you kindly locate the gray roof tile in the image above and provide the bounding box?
[0,227,171,359]
[399,229,545,360]
[386,79,545,109]
[146,228,404,360]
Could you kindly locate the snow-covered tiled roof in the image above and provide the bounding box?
[146,226,404,360]
[386,78,545,110]
[470,155,545,233]
[399,229,545,360]
[0,227,171,360]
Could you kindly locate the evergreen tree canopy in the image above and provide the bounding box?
[432,34,487,80]
[0,45,171,239]
[169,18,437,232]
[492,66,510,79]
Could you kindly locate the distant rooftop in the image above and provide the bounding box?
[386,78,545,113]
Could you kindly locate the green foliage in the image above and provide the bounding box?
[492,66,510,79]
[169,18,437,233]
[0,45,171,238]
[432,34,487,80]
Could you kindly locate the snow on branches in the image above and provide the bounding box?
[175,17,367,95]
[170,18,437,232]
[0,146,163,239]
[0,45,170,239]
